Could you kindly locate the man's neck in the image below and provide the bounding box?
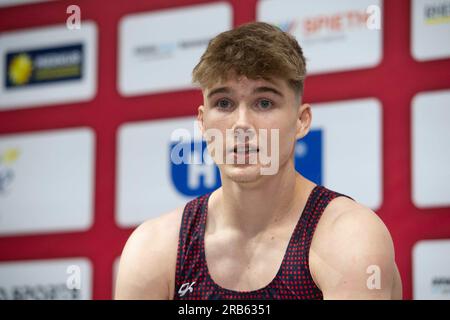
[209,164,315,238]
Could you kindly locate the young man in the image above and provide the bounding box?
[115,22,402,300]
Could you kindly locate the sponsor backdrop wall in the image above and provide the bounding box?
[0,0,449,300]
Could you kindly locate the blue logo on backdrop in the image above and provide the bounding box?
[294,129,323,185]
[169,129,322,197]
[170,141,221,196]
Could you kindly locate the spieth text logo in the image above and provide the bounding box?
[276,6,381,39]
[0,148,20,194]
[168,124,324,197]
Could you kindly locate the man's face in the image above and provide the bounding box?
[198,75,311,184]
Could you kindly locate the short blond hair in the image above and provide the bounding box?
[192,21,307,96]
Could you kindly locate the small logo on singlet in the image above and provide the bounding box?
[178,281,196,297]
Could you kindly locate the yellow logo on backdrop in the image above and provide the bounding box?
[8,53,33,86]
[2,148,20,165]
[0,148,20,194]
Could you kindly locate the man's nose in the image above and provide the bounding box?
[231,104,256,142]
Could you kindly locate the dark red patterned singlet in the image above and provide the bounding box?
[174,185,352,300]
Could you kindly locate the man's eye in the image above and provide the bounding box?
[257,99,273,110]
[215,99,233,109]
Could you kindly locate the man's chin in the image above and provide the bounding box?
[222,164,262,183]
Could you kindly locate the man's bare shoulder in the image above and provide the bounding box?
[314,195,391,247]
[123,206,184,257]
[115,206,184,299]
[135,207,184,245]
[310,195,401,299]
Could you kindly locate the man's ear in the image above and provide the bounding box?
[197,105,205,136]
[295,103,312,140]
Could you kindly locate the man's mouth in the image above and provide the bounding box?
[232,145,259,154]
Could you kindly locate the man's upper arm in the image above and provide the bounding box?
[115,209,181,300]
[310,204,397,300]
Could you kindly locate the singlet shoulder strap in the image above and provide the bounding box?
[175,193,210,286]
[302,185,353,244]
[296,185,354,269]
